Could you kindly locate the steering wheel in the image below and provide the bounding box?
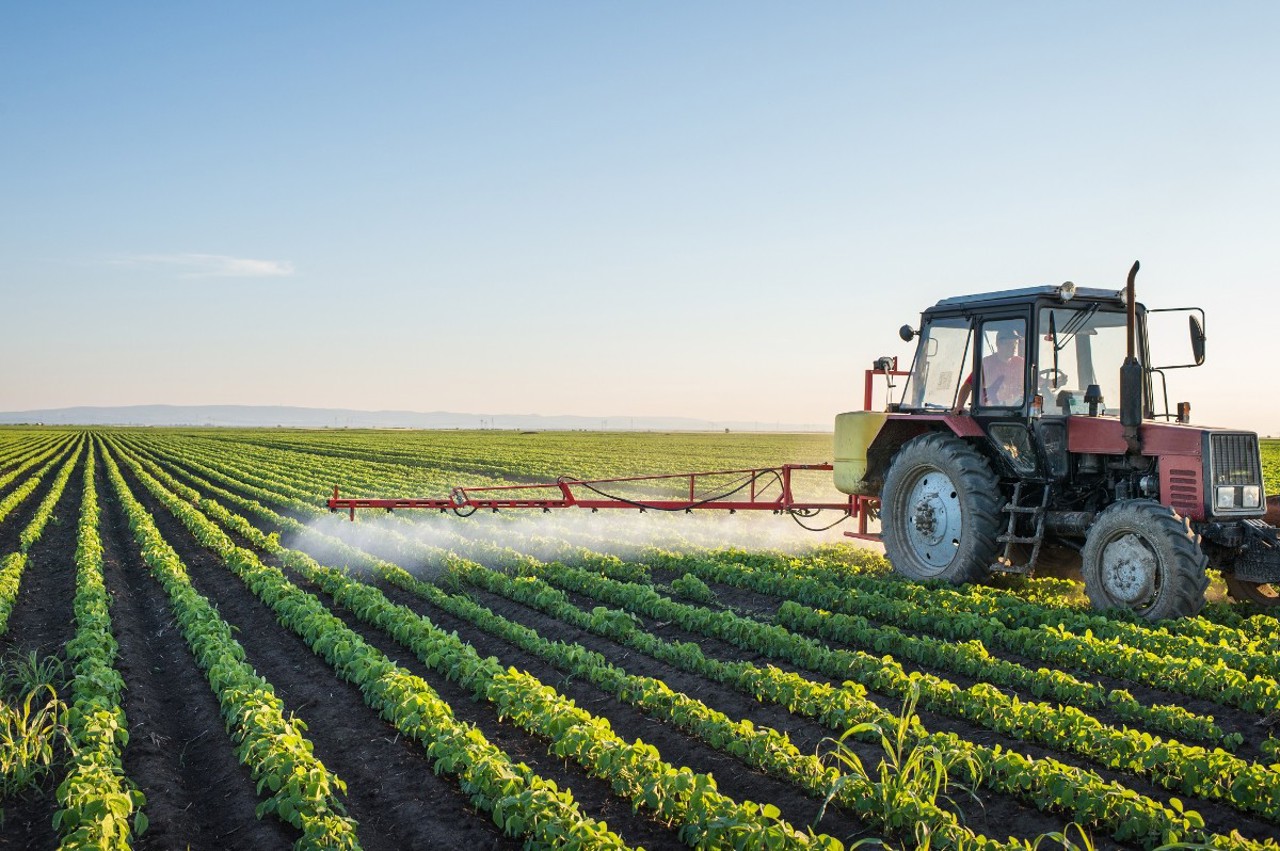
[1038,368,1068,389]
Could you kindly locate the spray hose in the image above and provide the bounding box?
[559,470,853,532]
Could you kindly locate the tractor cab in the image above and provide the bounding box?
[899,285,1133,481]
[895,283,1204,484]
[902,285,1159,416]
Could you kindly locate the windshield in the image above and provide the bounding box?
[901,316,972,410]
[1037,306,1129,415]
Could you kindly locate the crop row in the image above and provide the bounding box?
[111,437,858,849]
[122,437,1269,788]
[665,544,1280,682]
[526,560,1280,824]
[0,438,84,634]
[647,549,1280,714]
[0,433,75,495]
[100,442,363,849]
[119,435,1268,849]
[54,442,146,848]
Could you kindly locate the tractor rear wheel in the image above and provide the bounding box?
[1224,576,1280,608]
[881,433,1003,585]
[1081,500,1209,620]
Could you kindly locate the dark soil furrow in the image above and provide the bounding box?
[361,570,878,848]
[97,456,300,851]
[273,559,687,850]
[110,445,522,851]
[4,448,87,657]
[0,442,77,557]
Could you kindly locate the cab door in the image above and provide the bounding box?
[972,314,1041,477]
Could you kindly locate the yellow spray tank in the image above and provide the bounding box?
[833,410,888,496]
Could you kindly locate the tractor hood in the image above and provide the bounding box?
[1067,416,1265,522]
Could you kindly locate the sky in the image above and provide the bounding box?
[2,2,1278,432]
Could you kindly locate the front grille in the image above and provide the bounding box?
[1210,433,1262,486]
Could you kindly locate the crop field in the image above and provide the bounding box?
[2,428,1280,850]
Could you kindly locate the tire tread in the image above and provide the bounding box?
[881,432,1003,585]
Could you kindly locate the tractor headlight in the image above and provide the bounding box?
[1216,485,1263,511]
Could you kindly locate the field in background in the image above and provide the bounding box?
[0,428,1279,850]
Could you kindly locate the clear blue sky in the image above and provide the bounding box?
[2,2,1277,432]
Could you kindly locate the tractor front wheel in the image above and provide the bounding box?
[1081,500,1209,620]
[881,433,1003,585]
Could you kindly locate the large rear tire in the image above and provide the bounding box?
[881,433,1003,584]
[1081,500,1209,620]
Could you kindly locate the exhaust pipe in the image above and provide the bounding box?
[1120,261,1143,454]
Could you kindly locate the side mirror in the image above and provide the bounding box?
[899,324,916,342]
[1189,315,1206,366]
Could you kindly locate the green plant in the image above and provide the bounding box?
[670,572,714,604]
[814,684,980,832]
[1,650,66,699]
[0,683,66,798]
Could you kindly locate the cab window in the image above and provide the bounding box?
[976,318,1026,408]
[1037,306,1128,415]
[901,316,973,410]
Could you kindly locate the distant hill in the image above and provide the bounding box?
[0,405,827,432]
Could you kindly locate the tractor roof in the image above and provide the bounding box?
[931,285,1127,310]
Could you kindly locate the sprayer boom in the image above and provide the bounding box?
[329,464,860,523]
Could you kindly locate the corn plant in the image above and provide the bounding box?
[814,684,981,831]
[0,683,66,799]
[2,649,66,698]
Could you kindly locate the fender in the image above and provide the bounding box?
[844,413,983,497]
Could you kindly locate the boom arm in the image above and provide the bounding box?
[328,464,859,522]
[325,360,907,538]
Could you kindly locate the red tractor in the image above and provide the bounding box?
[834,262,1278,619]
[330,262,1279,620]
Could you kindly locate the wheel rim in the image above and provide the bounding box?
[902,467,962,575]
[1099,532,1161,609]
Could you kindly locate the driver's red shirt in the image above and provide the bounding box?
[980,354,1024,406]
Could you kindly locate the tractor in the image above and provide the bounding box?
[330,261,1280,620]
[834,261,1279,619]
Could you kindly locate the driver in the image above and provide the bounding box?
[954,326,1025,410]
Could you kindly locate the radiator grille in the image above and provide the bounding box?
[1210,433,1262,486]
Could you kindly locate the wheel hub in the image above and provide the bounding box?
[905,473,961,568]
[1100,533,1157,604]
